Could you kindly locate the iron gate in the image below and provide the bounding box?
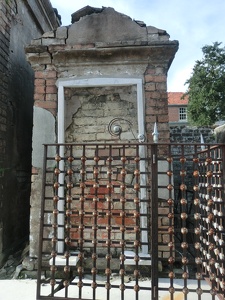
[36,143,225,300]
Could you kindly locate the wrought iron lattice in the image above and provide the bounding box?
[36,143,225,300]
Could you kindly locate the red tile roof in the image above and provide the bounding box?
[168,92,188,105]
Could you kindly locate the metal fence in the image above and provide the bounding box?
[36,143,225,300]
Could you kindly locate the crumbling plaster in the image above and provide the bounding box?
[26,6,178,257]
[27,7,177,75]
[65,85,138,143]
[67,7,169,45]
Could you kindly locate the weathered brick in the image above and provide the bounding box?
[145,98,167,108]
[162,251,171,259]
[145,74,167,83]
[97,217,109,225]
[25,45,48,53]
[158,234,163,243]
[46,79,56,86]
[35,71,46,79]
[89,186,114,195]
[146,103,168,114]
[145,115,157,123]
[158,245,170,253]
[46,85,57,94]
[46,70,57,79]
[38,52,52,64]
[155,66,165,74]
[35,85,45,94]
[70,230,79,240]
[114,217,136,226]
[145,66,156,75]
[34,79,45,86]
[98,148,120,157]
[145,82,156,91]
[157,114,169,123]
[45,93,57,101]
[158,122,170,131]
[34,93,45,101]
[156,82,167,91]
[75,133,96,142]
[34,101,57,109]
[158,207,169,215]
[26,53,40,64]
[31,167,39,175]
[144,74,155,82]
[48,44,68,52]
[35,70,57,79]
[155,75,167,82]
[147,91,161,99]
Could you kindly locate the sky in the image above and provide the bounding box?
[50,0,225,92]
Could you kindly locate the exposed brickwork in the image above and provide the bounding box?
[65,86,138,143]
[33,70,58,116]
[26,7,178,257]
[70,179,137,249]
[157,201,172,259]
[145,65,170,143]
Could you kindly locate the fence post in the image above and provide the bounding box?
[151,143,158,300]
[36,144,48,300]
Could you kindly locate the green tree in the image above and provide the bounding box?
[184,42,225,126]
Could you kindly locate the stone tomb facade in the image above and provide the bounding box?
[26,6,178,258]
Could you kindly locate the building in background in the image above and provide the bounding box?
[168,92,188,125]
[168,92,216,143]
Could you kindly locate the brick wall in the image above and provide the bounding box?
[0,0,59,266]
[34,70,58,115]
[69,152,138,250]
[168,106,179,122]
[145,66,170,142]
[170,125,215,193]
[0,0,17,265]
[170,125,214,143]
[0,0,13,166]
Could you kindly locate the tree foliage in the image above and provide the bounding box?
[184,42,225,126]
